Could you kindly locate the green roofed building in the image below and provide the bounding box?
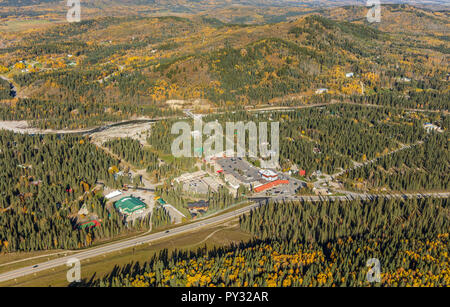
[114,196,147,216]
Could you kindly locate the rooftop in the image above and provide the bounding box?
[259,169,278,177]
[114,196,147,215]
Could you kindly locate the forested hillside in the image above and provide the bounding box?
[343,132,449,192]
[0,5,448,129]
[104,137,159,169]
[0,131,147,252]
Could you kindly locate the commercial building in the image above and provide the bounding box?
[259,169,278,182]
[187,200,209,211]
[154,197,167,205]
[114,196,147,216]
[173,170,207,184]
[224,173,241,189]
[250,180,263,189]
[202,176,221,192]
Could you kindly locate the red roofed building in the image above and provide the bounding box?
[253,180,289,193]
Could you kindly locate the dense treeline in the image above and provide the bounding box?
[0,97,177,129]
[146,120,197,180]
[155,184,190,217]
[0,131,135,252]
[5,65,182,129]
[13,69,110,104]
[104,137,158,169]
[111,72,157,99]
[146,119,179,154]
[350,91,450,111]
[240,198,448,243]
[151,206,172,229]
[0,78,12,99]
[207,186,246,212]
[103,137,196,182]
[207,38,320,103]
[89,197,449,287]
[343,132,449,191]
[289,15,383,60]
[277,104,427,167]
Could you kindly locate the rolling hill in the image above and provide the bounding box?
[0,4,448,128]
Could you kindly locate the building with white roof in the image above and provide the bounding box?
[259,169,278,182]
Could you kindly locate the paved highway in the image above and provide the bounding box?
[0,201,262,283]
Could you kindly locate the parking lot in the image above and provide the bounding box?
[214,157,307,196]
[175,170,224,195]
[262,179,305,197]
[251,170,306,197]
[216,157,261,184]
[182,179,210,194]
